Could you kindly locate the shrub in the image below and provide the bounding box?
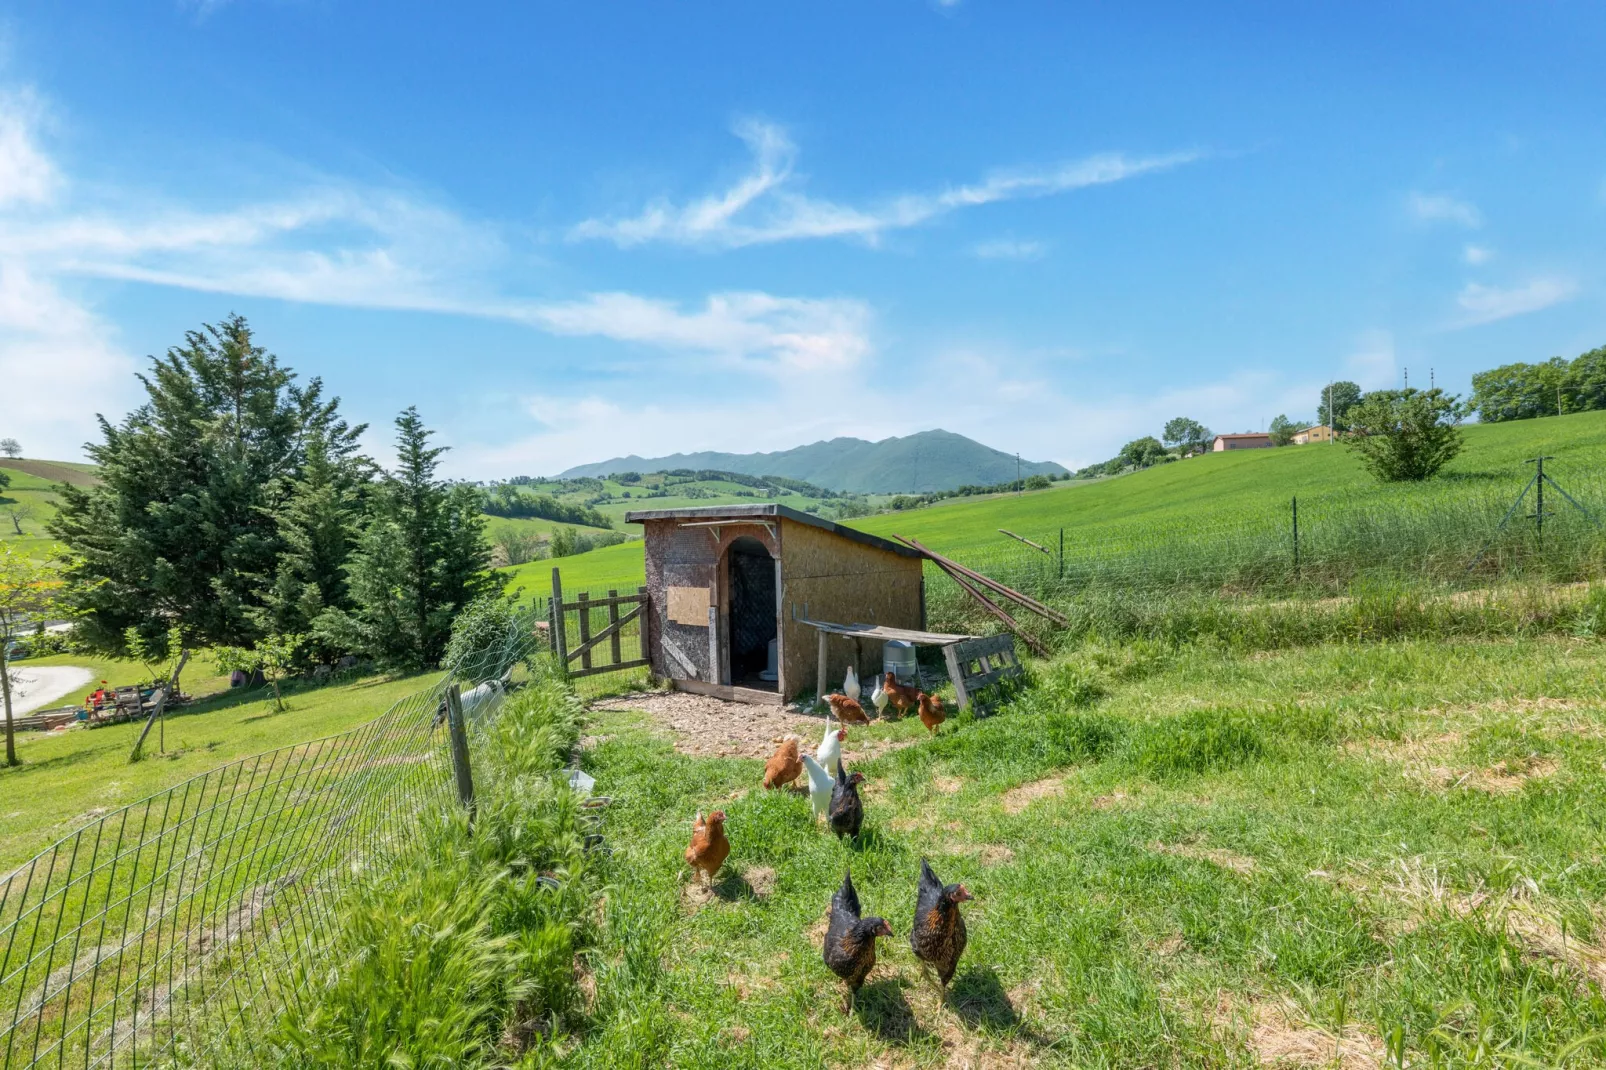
[444,596,529,683]
[1345,387,1464,481]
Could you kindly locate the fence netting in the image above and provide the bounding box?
[0,618,545,1069]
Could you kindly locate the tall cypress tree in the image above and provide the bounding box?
[328,408,494,670]
[51,315,358,654]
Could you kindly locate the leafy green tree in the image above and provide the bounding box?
[1563,345,1606,413]
[1161,417,1212,454]
[49,315,363,655]
[1345,388,1464,482]
[324,409,494,670]
[211,633,304,712]
[1024,473,1052,490]
[1268,414,1301,447]
[1470,358,1569,422]
[256,428,371,657]
[1117,436,1167,470]
[1317,381,1362,431]
[1,547,66,765]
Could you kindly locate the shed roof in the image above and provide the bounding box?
[623,503,921,559]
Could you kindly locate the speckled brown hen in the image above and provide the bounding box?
[684,810,729,888]
[822,869,892,1012]
[909,857,971,988]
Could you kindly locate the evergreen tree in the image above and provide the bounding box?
[1317,381,1363,431]
[327,408,494,670]
[49,315,364,655]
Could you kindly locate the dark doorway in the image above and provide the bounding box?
[727,536,778,689]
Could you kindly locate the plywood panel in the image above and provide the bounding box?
[667,585,711,626]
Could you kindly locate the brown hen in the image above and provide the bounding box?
[917,692,946,735]
[825,693,870,724]
[684,810,729,888]
[763,738,802,789]
[882,672,920,718]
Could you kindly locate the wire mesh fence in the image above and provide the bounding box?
[922,463,1606,619]
[0,623,545,1069]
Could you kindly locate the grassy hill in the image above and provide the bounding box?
[524,411,1606,597]
[0,459,97,560]
[559,428,1068,493]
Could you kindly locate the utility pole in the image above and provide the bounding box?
[1404,367,1409,389]
[1016,452,1022,494]
[1430,367,1435,390]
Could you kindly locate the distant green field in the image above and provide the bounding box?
[500,538,647,601]
[0,461,86,560]
[853,410,1606,552]
[494,411,1606,597]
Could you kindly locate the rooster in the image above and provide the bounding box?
[909,857,971,988]
[917,692,946,736]
[801,754,835,822]
[823,869,892,1012]
[826,693,870,725]
[684,810,730,889]
[828,761,866,839]
[882,672,920,719]
[763,738,802,790]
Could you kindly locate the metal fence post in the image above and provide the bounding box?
[1292,496,1300,580]
[445,684,476,820]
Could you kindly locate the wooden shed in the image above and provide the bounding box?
[625,504,926,704]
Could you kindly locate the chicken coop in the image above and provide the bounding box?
[625,504,927,703]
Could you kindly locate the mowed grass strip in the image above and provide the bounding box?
[566,636,1606,1068]
[0,668,440,868]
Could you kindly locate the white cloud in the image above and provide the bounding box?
[570,119,1200,249]
[1456,277,1578,326]
[0,88,56,208]
[1462,244,1493,265]
[1408,192,1482,228]
[513,291,872,373]
[971,238,1047,261]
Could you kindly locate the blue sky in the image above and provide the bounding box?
[3,1,1604,476]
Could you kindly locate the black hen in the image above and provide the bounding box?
[828,760,865,838]
[909,857,971,987]
[822,869,892,1010]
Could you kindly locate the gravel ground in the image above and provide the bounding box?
[589,690,830,758]
[7,666,94,715]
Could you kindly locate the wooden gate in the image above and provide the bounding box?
[548,568,651,678]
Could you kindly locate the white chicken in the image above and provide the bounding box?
[870,675,889,717]
[817,724,845,780]
[843,665,861,703]
[800,754,835,822]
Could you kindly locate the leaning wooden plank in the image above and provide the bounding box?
[896,536,1070,627]
[928,557,1049,658]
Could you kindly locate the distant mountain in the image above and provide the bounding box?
[559,429,1068,494]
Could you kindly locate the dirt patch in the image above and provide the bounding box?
[1248,999,1384,1068]
[591,691,826,758]
[977,844,1015,867]
[933,775,965,794]
[1151,839,1256,875]
[745,866,777,898]
[1000,778,1063,815]
[1352,732,1562,794]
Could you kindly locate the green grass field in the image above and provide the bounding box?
[500,538,648,601]
[0,667,438,868]
[568,634,1606,1067]
[0,460,93,560]
[495,411,1606,600]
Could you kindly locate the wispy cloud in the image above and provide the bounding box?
[570,119,1200,250]
[1455,277,1578,326]
[1408,192,1482,228]
[971,238,1047,261]
[0,88,57,207]
[512,291,872,374]
[1462,244,1493,265]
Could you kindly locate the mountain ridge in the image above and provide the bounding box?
[558,429,1067,494]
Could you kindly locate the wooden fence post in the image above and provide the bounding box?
[607,589,622,666]
[577,593,593,672]
[551,568,568,672]
[638,585,649,664]
[445,684,476,821]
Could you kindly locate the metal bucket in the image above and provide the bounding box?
[882,640,917,687]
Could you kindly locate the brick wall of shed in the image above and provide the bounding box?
[778,518,924,700]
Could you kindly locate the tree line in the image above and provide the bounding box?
[1469,344,1606,423]
[47,315,496,678]
[479,484,613,528]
